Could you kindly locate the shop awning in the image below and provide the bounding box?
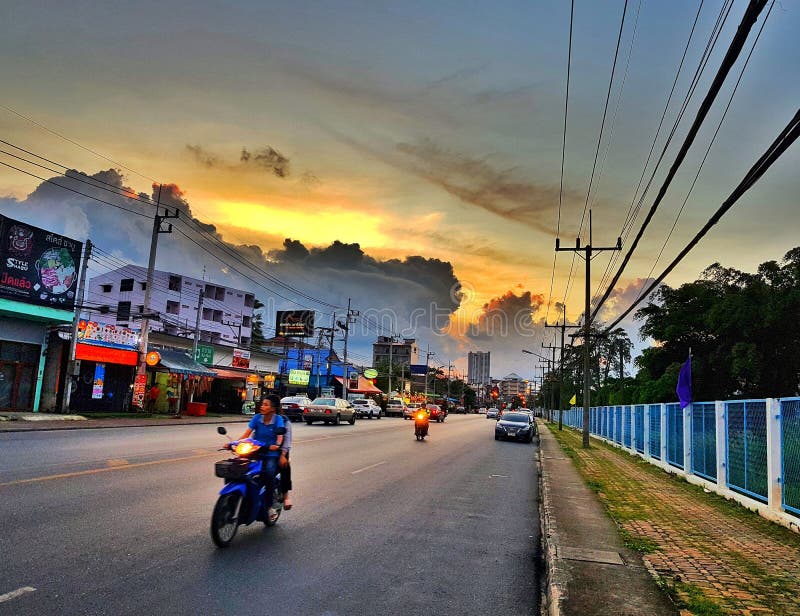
[213,368,259,381]
[154,349,217,377]
[334,376,383,394]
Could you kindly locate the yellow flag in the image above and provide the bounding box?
[569,394,577,405]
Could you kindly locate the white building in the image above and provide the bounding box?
[467,351,491,387]
[372,336,419,367]
[86,266,255,347]
[499,373,526,398]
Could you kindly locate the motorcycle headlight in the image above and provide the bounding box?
[234,441,260,456]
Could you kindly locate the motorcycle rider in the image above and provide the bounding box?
[237,394,286,510]
[414,401,430,438]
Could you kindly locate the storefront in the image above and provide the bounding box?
[145,349,217,415]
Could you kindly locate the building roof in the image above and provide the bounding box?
[503,372,523,381]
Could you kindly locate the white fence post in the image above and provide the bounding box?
[684,403,693,474]
[643,405,650,458]
[766,398,783,512]
[660,403,668,464]
[716,400,726,491]
[630,406,636,453]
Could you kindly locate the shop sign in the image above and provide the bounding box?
[0,215,83,309]
[77,319,140,350]
[303,354,313,370]
[194,344,214,366]
[146,351,161,366]
[363,368,378,379]
[275,310,315,337]
[133,373,147,408]
[92,363,105,399]
[288,369,310,385]
[232,348,250,369]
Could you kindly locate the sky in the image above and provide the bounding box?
[0,0,798,381]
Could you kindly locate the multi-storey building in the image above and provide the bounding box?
[372,336,419,367]
[86,266,255,347]
[499,373,526,399]
[467,351,491,387]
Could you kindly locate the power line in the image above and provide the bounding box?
[590,0,770,322]
[604,105,800,331]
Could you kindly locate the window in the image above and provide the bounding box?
[242,316,252,327]
[140,282,147,291]
[166,300,180,315]
[244,295,255,308]
[138,305,144,314]
[116,301,131,322]
[168,275,182,292]
[101,284,113,293]
[120,278,134,292]
[100,305,110,314]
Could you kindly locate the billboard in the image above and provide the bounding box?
[0,215,83,309]
[232,348,251,368]
[77,319,140,350]
[288,369,310,386]
[410,364,428,376]
[276,310,315,338]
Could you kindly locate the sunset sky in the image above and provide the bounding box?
[1,0,797,378]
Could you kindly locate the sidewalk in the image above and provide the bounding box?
[0,411,250,432]
[538,419,676,615]
[540,421,800,615]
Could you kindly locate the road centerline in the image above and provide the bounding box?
[350,460,387,475]
[0,586,36,604]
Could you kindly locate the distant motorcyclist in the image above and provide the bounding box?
[414,401,430,440]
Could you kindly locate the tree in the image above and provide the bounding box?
[251,298,267,346]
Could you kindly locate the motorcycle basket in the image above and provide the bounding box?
[215,458,250,479]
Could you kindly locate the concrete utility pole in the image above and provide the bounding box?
[423,345,434,399]
[387,332,394,398]
[546,307,580,430]
[325,313,336,390]
[61,239,93,413]
[338,299,359,400]
[556,210,621,448]
[133,190,179,411]
[192,288,204,362]
[542,342,558,422]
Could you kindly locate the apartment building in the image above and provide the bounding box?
[372,336,419,367]
[86,266,255,346]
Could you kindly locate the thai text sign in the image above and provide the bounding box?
[0,215,83,309]
[276,310,315,337]
[232,348,250,369]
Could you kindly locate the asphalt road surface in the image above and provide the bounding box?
[0,415,541,615]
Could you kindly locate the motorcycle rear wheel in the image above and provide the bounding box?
[264,489,283,526]
[211,492,242,548]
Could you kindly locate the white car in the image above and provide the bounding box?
[386,398,407,418]
[351,398,382,419]
[486,408,500,419]
[403,403,421,420]
[477,407,487,415]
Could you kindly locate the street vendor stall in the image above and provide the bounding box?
[145,349,217,415]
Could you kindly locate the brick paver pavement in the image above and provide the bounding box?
[549,425,800,615]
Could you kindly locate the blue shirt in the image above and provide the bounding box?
[247,414,285,457]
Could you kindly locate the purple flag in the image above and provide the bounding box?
[676,357,692,409]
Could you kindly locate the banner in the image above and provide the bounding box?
[676,356,692,409]
[77,319,140,350]
[92,363,106,399]
[0,215,83,309]
[569,394,577,405]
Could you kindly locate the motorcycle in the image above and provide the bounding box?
[211,426,283,548]
[414,410,430,441]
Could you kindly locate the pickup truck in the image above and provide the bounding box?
[303,397,357,426]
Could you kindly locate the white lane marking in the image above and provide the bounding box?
[0,586,36,604]
[489,474,509,478]
[351,460,387,475]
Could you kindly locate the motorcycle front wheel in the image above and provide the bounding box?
[211,492,242,548]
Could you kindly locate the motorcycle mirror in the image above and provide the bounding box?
[217,426,227,435]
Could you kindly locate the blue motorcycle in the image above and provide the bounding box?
[211,426,283,548]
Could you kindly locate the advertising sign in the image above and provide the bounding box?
[276,310,315,338]
[92,363,106,399]
[132,373,147,409]
[0,215,83,309]
[77,319,140,350]
[194,344,214,366]
[288,369,310,386]
[409,364,428,376]
[303,354,313,370]
[232,348,250,369]
[363,368,378,379]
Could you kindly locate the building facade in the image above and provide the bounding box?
[467,351,491,387]
[499,373,526,399]
[86,266,255,347]
[372,336,419,367]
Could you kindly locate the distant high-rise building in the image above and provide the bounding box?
[468,351,491,386]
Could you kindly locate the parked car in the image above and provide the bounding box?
[403,403,421,420]
[351,398,382,419]
[486,408,499,419]
[303,397,357,425]
[452,406,467,414]
[428,404,446,422]
[477,407,487,415]
[280,396,313,422]
[495,411,535,443]
[386,398,407,418]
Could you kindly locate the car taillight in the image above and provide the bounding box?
[303,408,309,413]
[325,409,331,414]
[289,404,299,408]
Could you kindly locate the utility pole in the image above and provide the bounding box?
[556,210,621,448]
[62,239,93,413]
[338,299,359,400]
[542,341,558,422]
[546,307,580,430]
[446,362,453,404]
[133,189,179,411]
[423,345,434,399]
[192,288,204,362]
[387,332,394,398]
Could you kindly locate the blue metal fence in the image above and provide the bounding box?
[726,400,768,502]
[666,403,684,469]
[648,404,661,460]
[634,405,645,453]
[691,402,717,481]
[781,398,800,516]
[614,406,622,444]
[622,406,632,448]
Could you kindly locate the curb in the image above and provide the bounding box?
[538,443,565,616]
[0,417,251,433]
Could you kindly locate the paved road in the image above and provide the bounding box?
[0,415,541,615]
